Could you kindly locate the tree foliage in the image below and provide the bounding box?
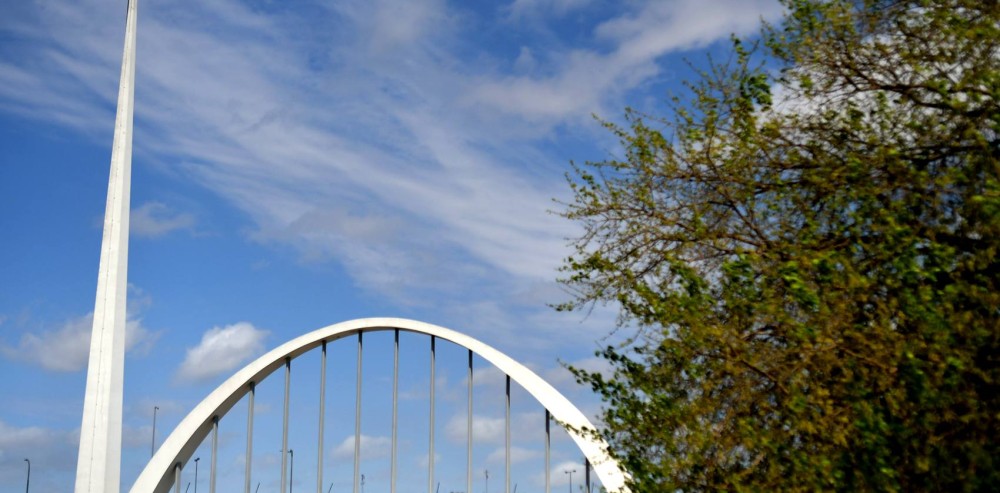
[559,1,999,491]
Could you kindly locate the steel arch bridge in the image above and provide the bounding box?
[130,318,628,493]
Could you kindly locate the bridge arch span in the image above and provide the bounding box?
[130,317,628,493]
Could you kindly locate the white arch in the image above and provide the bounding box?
[129,318,629,493]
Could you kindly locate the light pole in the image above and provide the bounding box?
[360,473,365,493]
[484,469,489,493]
[193,457,200,493]
[564,469,576,493]
[24,458,30,493]
[288,449,294,493]
[152,405,159,457]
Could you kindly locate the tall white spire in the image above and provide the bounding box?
[75,1,138,491]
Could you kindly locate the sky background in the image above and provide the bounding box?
[0,0,783,491]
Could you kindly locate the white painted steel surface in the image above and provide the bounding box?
[76,1,138,492]
[129,318,629,493]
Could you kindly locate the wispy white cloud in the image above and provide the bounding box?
[131,201,195,238]
[443,411,546,445]
[0,420,78,490]
[174,322,268,383]
[487,445,540,465]
[0,0,780,355]
[367,0,451,53]
[331,433,391,460]
[473,0,783,121]
[508,0,595,18]
[0,286,159,372]
[0,420,75,462]
[445,414,505,444]
[416,451,442,468]
[1,314,90,371]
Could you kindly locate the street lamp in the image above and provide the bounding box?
[24,458,30,493]
[564,469,576,493]
[360,473,365,493]
[288,449,294,493]
[193,457,200,493]
[484,469,489,493]
[152,405,159,457]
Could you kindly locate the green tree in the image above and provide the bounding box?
[559,1,999,491]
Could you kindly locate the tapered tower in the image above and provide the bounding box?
[75,1,138,492]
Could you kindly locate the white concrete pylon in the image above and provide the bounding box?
[75,1,138,492]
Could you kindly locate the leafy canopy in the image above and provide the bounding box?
[559,1,999,491]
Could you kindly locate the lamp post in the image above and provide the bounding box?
[193,457,200,493]
[360,473,365,493]
[24,458,30,493]
[564,469,576,493]
[484,469,489,493]
[288,449,294,493]
[152,405,159,457]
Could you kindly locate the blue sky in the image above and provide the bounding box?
[0,0,783,491]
